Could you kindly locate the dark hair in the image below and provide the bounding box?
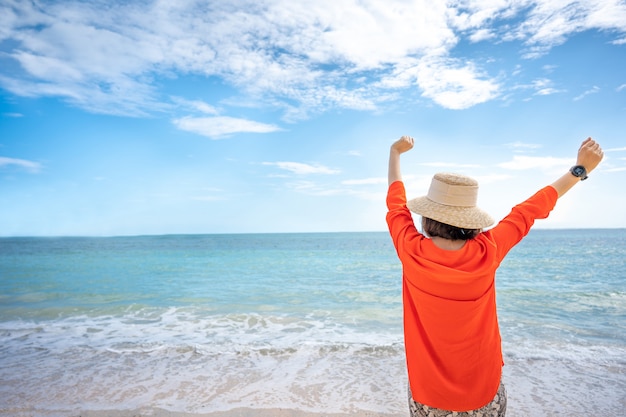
[422,217,480,241]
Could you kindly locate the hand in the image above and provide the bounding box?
[388,136,414,185]
[576,137,604,173]
[391,135,414,154]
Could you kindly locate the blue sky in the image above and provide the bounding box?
[1,0,625,236]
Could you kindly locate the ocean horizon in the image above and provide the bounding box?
[1,229,624,416]
[3,226,625,238]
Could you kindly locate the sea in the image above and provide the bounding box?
[0,230,624,417]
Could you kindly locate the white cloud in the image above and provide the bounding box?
[0,0,624,118]
[173,116,281,139]
[284,179,383,198]
[532,78,561,96]
[498,155,572,170]
[413,57,501,109]
[474,174,513,184]
[514,77,565,96]
[377,56,501,108]
[259,0,455,70]
[275,179,345,196]
[419,162,481,168]
[535,87,562,96]
[448,0,518,31]
[342,178,386,185]
[505,141,543,150]
[574,86,600,101]
[0,0,458,115]
[469,28,496,42]
[515,0,626,57]
[542,65,558,73]
[263,162,340,175]
[0,156,42,172]
[172,98,219,115]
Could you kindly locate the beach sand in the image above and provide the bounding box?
[2,350,623,417]
[82,409,401,417]
[3,408,402,417]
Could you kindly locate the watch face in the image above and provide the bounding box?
[573,166,585,176]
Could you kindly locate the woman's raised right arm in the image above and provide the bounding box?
[550,137,604,198]
[388,135,415,186]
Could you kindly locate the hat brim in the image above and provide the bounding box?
[407,196,494,229]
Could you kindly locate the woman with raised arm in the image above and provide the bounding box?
[386,136,603,417]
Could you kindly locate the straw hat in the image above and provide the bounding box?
[407,173,494,229]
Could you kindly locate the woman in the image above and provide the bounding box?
[386,136,603,416]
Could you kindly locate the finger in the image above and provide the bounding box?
[580,137,593,149]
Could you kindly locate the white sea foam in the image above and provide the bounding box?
[0,309,407,414]
[1,307,624,416]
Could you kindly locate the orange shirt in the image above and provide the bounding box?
[386,181,558,411]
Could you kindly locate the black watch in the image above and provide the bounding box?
[570,165,588,181]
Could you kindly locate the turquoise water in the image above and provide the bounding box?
[0,230,624,416]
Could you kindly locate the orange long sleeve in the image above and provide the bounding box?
[386,181,557,411]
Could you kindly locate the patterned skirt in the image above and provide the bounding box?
[408,380,507,417]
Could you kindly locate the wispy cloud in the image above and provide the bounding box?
[505,142,543,151]
[0,156,42,173]
[514,0,626,58]
[512,77,565,97]
[173,116,281,139]
[474,174,513,184]
[468,29,495,43]
[172,98,219,115]
[342,178,386,186]
[574,86,600,101]
[532,78,565,96]
[379,56,501,109]
[285,180,345,196]
[419,162,481,168]
[414,57,501,109]
[284,179,384,199]
[0,0,624,119]
[263,162,340,175]
[498,155,571,170]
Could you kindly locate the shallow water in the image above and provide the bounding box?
[1,231,624,415]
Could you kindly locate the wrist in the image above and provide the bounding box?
[390,147,403,158]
